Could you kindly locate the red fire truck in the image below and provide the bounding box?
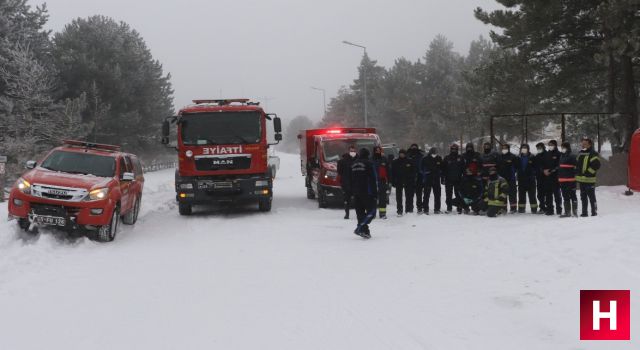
[298,127,380,208]
[162,99,282,215]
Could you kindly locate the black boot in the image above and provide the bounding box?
[344,209,349,220]
[591,202,598,216]
[560,201,571,218]
[572,201,578,217]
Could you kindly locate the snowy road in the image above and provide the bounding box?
[1,153,639,349]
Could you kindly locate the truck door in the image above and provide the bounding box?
[118,157,132,212]
[311,141,321,193]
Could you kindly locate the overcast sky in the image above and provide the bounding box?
[38,0,499,122]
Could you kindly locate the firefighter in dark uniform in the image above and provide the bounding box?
[337,145,357,219]
[443,144,465,214]
[557,141,578,217]
[372,146,390,219]
[453,167,484,214]
[576,138,601,217]
[420,147,444,214]
[497,143,518,213]
[350,148,378,238]
[407,144,425,214]
[391,149,416,216]
[480,142,498,186]
[516,144,538,213]
[541,140,562,215]
[484,166,510,217]
[533,142,547,214]
[463,142,482,177]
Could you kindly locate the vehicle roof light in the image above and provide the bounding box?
[327,129,343,134]
[63,140,121,151]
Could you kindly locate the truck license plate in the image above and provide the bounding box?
[34,215,66,227]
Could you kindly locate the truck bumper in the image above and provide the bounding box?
[8,189,116,229]
[175,176,272,204]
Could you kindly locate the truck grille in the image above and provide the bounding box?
[31,184,88,202]
[194,155,252,171]
[30,203,81,217]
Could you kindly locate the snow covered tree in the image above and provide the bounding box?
[53,15,174,153]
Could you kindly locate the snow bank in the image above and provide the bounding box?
[1,154,639,349]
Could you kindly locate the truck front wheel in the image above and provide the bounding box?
[178,202,192,216]
[259,198,272,212]
[307,187,316,199]
[97,207,120,242]
[318,189,328,208]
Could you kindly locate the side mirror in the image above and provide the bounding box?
[273,116,282,133]
[25,160,36,169]
[275,133,283,141]
[121,172,135,182]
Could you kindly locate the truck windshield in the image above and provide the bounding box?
[181,112,261,145]
[40,151,116,177]
[322,139,377,162]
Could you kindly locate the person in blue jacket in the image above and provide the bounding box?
[350,148,378,238]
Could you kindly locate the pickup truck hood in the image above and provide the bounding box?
[25,168,113,190]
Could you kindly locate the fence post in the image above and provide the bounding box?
[561,114,566,143]
[489,116,495,148]
[597,114,601,153]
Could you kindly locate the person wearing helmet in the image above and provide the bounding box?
[576,137,601,216]
[557,141,578,217]
[516,144,538,213]
[391,149,416,216]
[484,166,510,217]
[453,167,484,214]
[337,145,357,219]
[372,146,390,219]
[497,143,518,213]
[420,147,444,214]
[443,144,465,214]
[351,148,378,239]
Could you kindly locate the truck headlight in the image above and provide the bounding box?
[179,183,193,190]
[16,178,31,194]
[324,170,338,179]
[255,180,269,187]
[88,188,109,201]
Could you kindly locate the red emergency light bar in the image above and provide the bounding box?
[321,127,376,135]
[192,99,254,105]
[63,140,121,152]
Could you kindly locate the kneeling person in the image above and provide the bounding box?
[453,167,484,214]
[484,167,510,217]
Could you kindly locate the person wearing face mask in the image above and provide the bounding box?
[443,144,465,214]
[533,142,547,214]
[483,166,510,217]
[576,138,601,217]
[453,167,484,215]
[391,149,416,216]
[557,141,578,217]
[372,146,390,219]
[350,148,378,239]
[463,142,482,177]
[480,142,498,186]
[497,143,518,213]
[541,140,562,215]
[337,145,357,219]
[407,144,425,214]
[420,147,444,214]
[516,144,538,213]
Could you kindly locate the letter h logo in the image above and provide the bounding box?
[580,290,630,340]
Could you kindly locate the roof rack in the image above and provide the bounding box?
[192,99,259,106]
[63,140,121,152]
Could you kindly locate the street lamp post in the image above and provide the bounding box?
[342,40,368,127]
[310,86,326,117]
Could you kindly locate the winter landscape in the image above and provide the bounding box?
[1,153,639,349]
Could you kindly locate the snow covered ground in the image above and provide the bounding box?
[1,153,639,349]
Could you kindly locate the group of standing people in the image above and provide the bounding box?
[338,137,602,239]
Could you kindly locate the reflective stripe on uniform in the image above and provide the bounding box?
[558,178,576,182]
[576,175,596,184]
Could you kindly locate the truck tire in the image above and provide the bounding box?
[178,202,192,216]
[259,198,272,212]
[307,187,316,199]
[122,196,141,225]
[318,189,328,208]
[97,207,119,242]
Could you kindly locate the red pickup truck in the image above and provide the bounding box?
[7,140,145,242]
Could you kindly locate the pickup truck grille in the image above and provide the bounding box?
[194,155,252,171]
[31,184,88,202]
